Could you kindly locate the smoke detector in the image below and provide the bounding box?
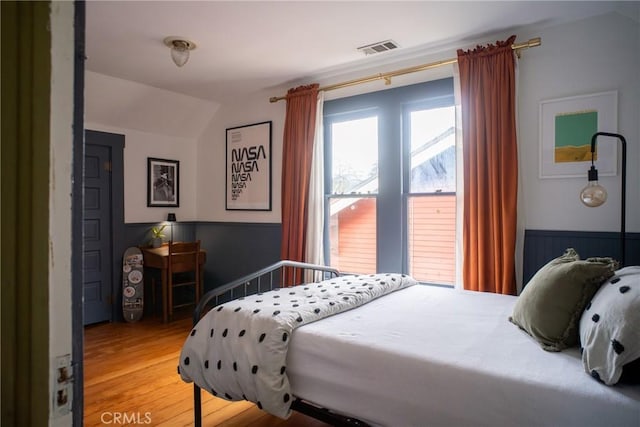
[357,40,399,55]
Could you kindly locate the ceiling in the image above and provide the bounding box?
[85,1,632,105]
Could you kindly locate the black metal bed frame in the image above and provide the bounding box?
[191,260,371,427]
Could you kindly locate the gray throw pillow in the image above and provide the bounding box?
[509,248,617,351]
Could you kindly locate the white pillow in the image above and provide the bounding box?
[579,266,640,385]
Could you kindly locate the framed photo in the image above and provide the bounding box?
[147,157,179,207]
[226,121,272,211]
[539,91,617,178]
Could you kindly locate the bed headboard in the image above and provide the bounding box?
[193,260,340,325]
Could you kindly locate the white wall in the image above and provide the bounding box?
[83,122,200,223]
[197,93,286,223]
[196,11,639,234]
[85,72,219,223]
[518,11,639,232]
[85,71,220,139]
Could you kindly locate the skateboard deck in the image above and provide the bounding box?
[122,247,144,322]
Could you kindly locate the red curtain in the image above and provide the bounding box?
[280,84,319,271]
[457,36,517,295]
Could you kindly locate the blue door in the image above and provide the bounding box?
[83,142,113,324]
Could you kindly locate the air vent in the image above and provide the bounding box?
[357,40,399,55]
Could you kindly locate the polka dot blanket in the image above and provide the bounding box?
[178,273,416,418]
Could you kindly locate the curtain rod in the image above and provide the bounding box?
[269,37,541,103]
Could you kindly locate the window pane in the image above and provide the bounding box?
[328,197,376,274]
[408,194,455,285]
[331,117,378,194]
[409,106,456,193]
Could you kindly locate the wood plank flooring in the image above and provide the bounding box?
[83,310,331,426]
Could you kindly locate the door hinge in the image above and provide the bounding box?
[103,160,112,172]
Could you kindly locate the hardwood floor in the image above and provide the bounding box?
[83,310,331,426]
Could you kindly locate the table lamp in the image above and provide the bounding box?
[167,212,177,243]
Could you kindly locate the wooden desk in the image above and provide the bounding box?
[140,245,206,323]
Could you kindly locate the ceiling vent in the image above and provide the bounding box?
[357,40,399,55]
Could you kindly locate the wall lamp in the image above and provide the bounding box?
[579,132,627,266]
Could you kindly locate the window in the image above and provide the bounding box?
[406,105,456,285]
[327,113,378,274]
[324,78,456,284]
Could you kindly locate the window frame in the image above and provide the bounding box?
[402,98,457,285]
[323,78,455,277]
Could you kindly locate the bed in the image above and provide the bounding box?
[179,259,640,427]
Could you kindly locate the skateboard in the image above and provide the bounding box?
[122,247,144,322]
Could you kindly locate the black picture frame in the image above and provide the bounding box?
[147,157,179,207]
[225,121,272,211]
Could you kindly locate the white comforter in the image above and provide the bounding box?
[178,273,416,418]
[288,285,640,427]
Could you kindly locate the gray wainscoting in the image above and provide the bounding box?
[119,221,281,312]
[118,225,636,306]
[195,222,281,291]
[523,229,639,286]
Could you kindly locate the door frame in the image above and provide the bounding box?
[71,1,85,423]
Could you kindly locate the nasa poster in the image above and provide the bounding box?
[225,121,272,210]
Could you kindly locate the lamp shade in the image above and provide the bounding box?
[170,46,190,67]
[167,213,177,222]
